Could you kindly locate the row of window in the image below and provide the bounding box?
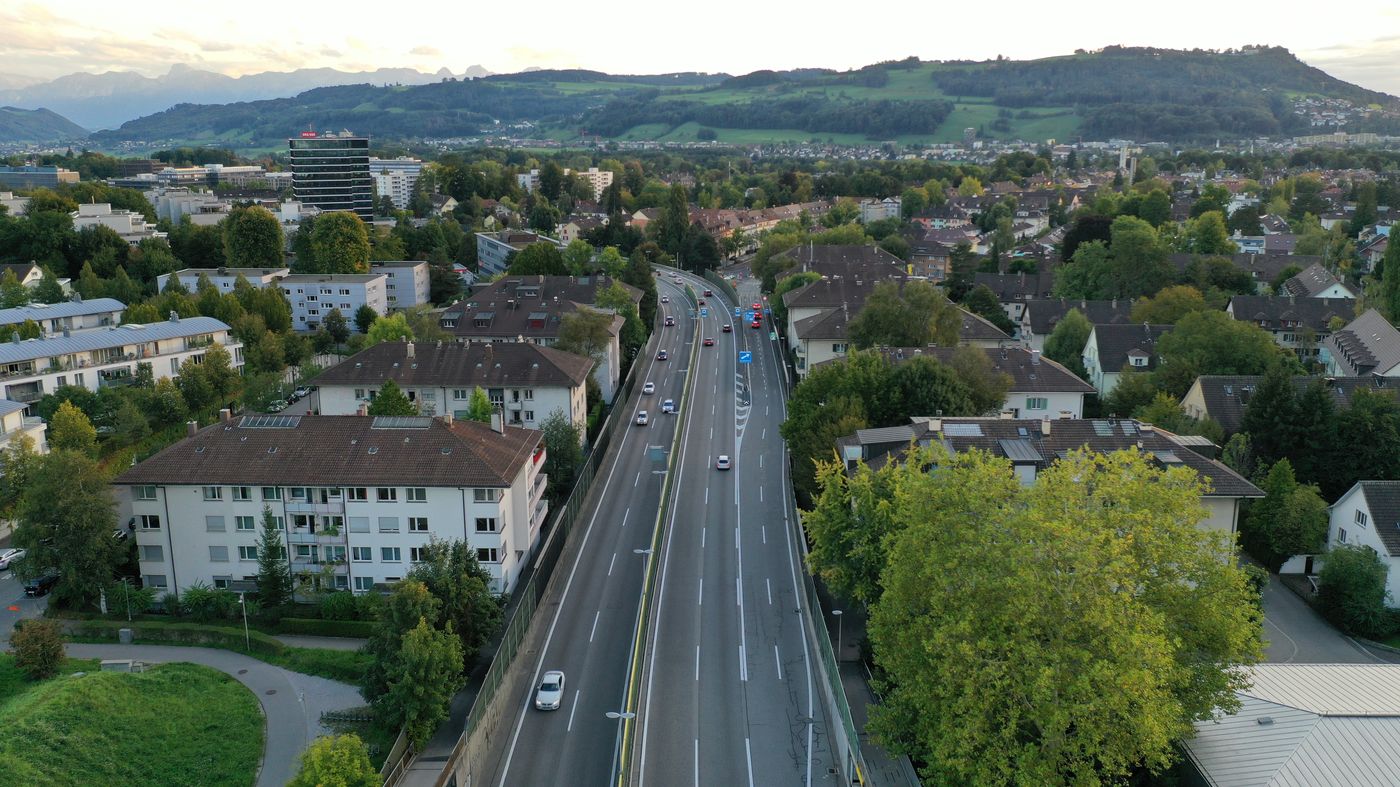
[134,513,498,533]
[142,543,506,565]
[144,575,408,593]
[138,485,501,504]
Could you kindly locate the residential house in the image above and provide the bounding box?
[864,346,1095,417]
[859,197,901,223]
[0,192,30,216]
[1182,374,1399,435]
[0,316,242,407]
[789,302,1009,379]
[1019,298,1135,352]
[972,271,1057,325]
[114,413,546,595]
[1168,252,1316,295]
[1226,295,1353,361]
[775,244,908,282]
[1081,323,1171,398]
[0,298,125,337]
[1324,309,1400,377]
[1321,482,1400,603]
[0,399,46,453]
[837,416,1261,535]
[315,340,592,439]
[1282,263,1355,299]
[557,217,604,245]
[277,274,388,332]
[474,230,566,277]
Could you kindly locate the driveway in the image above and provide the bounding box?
[64,643,363,787]
[1262,573,1397,664]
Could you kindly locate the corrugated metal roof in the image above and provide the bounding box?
[0,316,232,365]
[997,438,1043,463]
[0,399,26,417]
[1246,664,1400,716]
[0,298,125,324]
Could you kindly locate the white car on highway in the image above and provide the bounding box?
[661,399,675,414]
[636,410,649,426]
[534,670,566,711]
[642,382,655,395]
[716,455,731,471]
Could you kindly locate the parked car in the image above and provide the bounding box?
[0,547,25,570]
[293,386,310,399]
[534,670,566,711]
[24,573,59,597]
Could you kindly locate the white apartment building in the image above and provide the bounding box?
[150,189,231,227]
[277,274,388,332]
[315,340,592,439]
[369,157,424,211]
[115,414,548,595]
[517,167,614,201]
[0,399,47,453]
[0,316,242,407]
[70,203,167,246]
[158,268,291,294]
[369,262,430,309]
[0,298,125,337]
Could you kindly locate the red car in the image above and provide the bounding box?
[698,298,706,306]
[703,337,714,346]
[751,302,761,312]
[703,289,713,297]
[751,319,761,329]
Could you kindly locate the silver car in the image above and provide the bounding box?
[535,670,565,711]
[0,548,25,571]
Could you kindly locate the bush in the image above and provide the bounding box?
[10,618,65,680]
[105,582,157,618]
[277,618,376,639]
[179,582,241,622]
[320,592,360,621]
[1241,564,1269,609]
[68,619,286,658]
[1319,545,1395,639]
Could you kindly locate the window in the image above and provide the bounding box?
[325,546,347,563]
[352,547,372,562]
[348,487,368,501]
[213,576,232,589]
[354,576,374,591]
[1026,397,1048,411]
[339,288,351,296]
[1338,528,1348,544]
[832,343,847,353]
[235,516,255,531]
[238,546,259,561]
[378,517,400,533]
[262,486,282,501]
[209,546,229,562]
[409,517,429,533]
[355,389,366,401]
[384,576,401,583]
[453,389,469,400]
[290,487,308,501]
[202,486,223,501]
[410,547,427,563]
[333,575,349,591]
[138,514,161,530]
[135,485,157,500]
[1356,510,1369,527]
[524,389,534,401]
[349,516,370,533]
[475,517,498,533]
[523,410,535,422]
[232,486,251,501]
[406,487,427,503]
[205,515,226,532]
[293,514,313,530]
[140,545,164,562]
[382,547,402,562]
[476,547,500,563]
[144,574,168,590]
[377,487,397,502]
[295,544,317,561]
[474,488,500,503]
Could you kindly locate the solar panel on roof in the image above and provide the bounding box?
[371,416,432,429]
[239,415,301,428]
[1120,422,1137,436]
[943,423,983,437]
[1092,420,1114,436]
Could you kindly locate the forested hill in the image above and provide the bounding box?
[0,106,87,142]
[86,47,1398,149]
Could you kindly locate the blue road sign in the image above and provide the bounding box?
[744,311,754,321]
[700,307,708,317]
[738,351,753,364]
[733,307,741,317]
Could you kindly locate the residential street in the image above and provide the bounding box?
[1262,574,1397,664]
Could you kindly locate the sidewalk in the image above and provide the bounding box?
[65,643,364,787]
[839,663,921,787]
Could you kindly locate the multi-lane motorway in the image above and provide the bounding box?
[484,267,832,786]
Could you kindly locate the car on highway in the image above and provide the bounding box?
[656,349,669,361]
[664,316,675,327]
[24,573,59,597]
[534,670,566,711]
[698,298,706,306]
[716,455,731,470]
[751,318,761,328]
[703,337,714,346]
[661,399,675,414]
[752,302,761,312]
[642,382,655,395]
[635,410,649,426]
[0,548,25,570]
[703,288,713,297]
[661,295,670,303]
[722,324,732,333]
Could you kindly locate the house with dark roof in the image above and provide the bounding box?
[1181,374,1399,434]
[314,340,593,439]
[115,413,547,595]
[1282,263,1355,299]
[790,304,1009,379]
[1019,298,1135,352]
[1324,309,1400,378]
[1226,295,1354,361]
[776,244,908,282]
[835,416,1262,534]
[866,346,1095,417]
[1081,323,1172,397]
[1323,481,1400,603]
[1168,252,1317,295]
[972,271,1057,325]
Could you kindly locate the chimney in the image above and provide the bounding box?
[440,412,453,426]
[186,420,199,438]
[406,341,415,359]
[1030,349,1041,364]
[1041,418,1052,436]
[219,408,232,423]
[357,402,369,416]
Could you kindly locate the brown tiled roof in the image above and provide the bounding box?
[1023,298,1135,335]
[315,340,593,389]
[443,274,637,341]
[1187,374,1400,434]
[115,415,542,488]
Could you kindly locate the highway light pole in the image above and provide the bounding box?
[832,609,844,662]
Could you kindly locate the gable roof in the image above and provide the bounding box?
[876,346,1095,394]
[1187,375,1399,434]
[1089,323,1172,373]
[443,275,637,340]
[315,340,593,389]
[777,244,907,281]
[958,309,1012,342]
[1324,309,1400,377]
[1227,296,1354,333]
[115,415,542,488]
[0,298,126,326]
[1357,481,1400,557]
[1283,263,1354,298]
[1023,298,1135,335]
[972,271,1057,302]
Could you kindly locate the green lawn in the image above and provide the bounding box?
[0,657,263,786]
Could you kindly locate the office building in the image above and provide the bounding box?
[0,166,79,191]
[288,131,373,221]
[70,203,166,246]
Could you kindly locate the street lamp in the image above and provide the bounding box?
[604,711,636,720]
[832,609,844,663]
[238,592,250,651]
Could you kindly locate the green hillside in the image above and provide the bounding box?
[0,105,88,142]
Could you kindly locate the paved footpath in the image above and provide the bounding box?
[65,643,364,787]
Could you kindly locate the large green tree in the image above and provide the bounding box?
[1042,308,1092,379]
[541,408,583,501]
[289,734,381,787]
[13,451,124,609]
[1380,234,1400,323]
[365,313,413,347]
[848,280,960,350]
[508,242,568,276]
[406,538,502,668]
[362,580,441,704]
[804,456,906,605]
[223,205,285,268]
[1153,310,1296,396]
[49,400,98,456]
[307,212,371,274]
[380,617,465,747]
[1241,460,1330,572]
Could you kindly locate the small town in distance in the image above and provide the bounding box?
[4,10,1400,786]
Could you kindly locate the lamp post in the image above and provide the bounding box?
[122,578,132,622]
[832,609,844,663]
[604,711,635,720]
[238,592,250,651]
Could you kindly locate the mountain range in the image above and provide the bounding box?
[0,64,493,130]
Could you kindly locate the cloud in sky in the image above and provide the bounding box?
[1,0,1398,97]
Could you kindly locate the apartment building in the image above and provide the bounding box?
[517,167,614,201]
[115,413,548,595]
[288,132,373,221]
[370,262,430,309]
[158,268,291,294]
[70,203,167,246]
[0,399,47,453]
[475,230,567,277]
[277,274,388,332]
[369,157,423,211]
[0,298,125,337]
[0,316,242,406]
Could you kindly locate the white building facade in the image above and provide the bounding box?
[70,203,166,246]
[369,262,431,310]
[369,157,424,211]
[278,274,388,332]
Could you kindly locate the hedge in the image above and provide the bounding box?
[66,619,287,658]
[274,618,375,639]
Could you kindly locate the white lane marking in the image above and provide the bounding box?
[759,486,763,503]
[701,527,706,549]
[704,487,708,505]
[621,508,629,528]
[589,610,601,642]
[766,578,772,605]
[775,645,783,680]
[734,527,739,549]
[566,689,581,731]
[762,428,765,440]
[695,647,700,681]
[694,739,700,786]
[744,737,755,787]
[759,454,763,468]
[738,644,747,681]
[762,525,767,544]
[608,553,617,576]
[698,577,703,606]
[710,426,713,440]
[634,471,640,487]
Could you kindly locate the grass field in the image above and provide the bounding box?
[0,656,262,786]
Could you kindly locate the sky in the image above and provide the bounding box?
[4,0,1400,95]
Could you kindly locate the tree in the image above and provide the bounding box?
[804,454,905,605]
[508,242,568,275]
[1184,211,1236,256]
[1102,367,1160,418]
[1318,544,1393,639]
[1380,235,1400,323]
[848,280,960,349]
[0,269,28,308]
[1138,189,1172,227]
[541,408,583,501]
[1042,307,1092,379]
[354,304,379,335]
[380,617,465,748]
[942,345,1012,415]
[1240,364,1297,470]
[32,266,64,304]
[10,618,65,681]
[1130,285,1208,324]
[556,308,614,363]
[365,313,413,347]
[562,240,593,275]
[0,434,39,519]
[1154,310,1295,397]
[1241,459,1329,572]
[407,538,502,668]
[362,580,441,703]
[869,447,1261,785]
[255,506,293,608]
[960,284,1016,334]
[223,205,284,268]
[466,387,494,423]
[368,380,418,416]
[324,308,350,344]
[49,400,98,456]
[13,451,122,609]
[308,212,371,274]
[289,734,381,787]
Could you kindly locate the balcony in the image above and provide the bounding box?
[286,530,347,545]
[5,386,42,404]
[285,501,345,516]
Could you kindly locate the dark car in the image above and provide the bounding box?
[24,573,59,597]
[656,349,669,361]
[665,316,676,327]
